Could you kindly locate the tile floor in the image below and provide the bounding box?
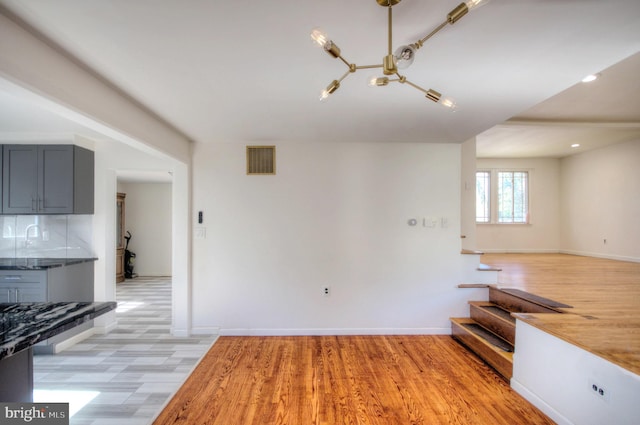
[33,277,218,425]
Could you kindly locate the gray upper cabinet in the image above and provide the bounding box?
[2,144,94,214]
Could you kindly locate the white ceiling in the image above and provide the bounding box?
[0,0,639,160]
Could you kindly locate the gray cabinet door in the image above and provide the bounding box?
[39,145,74,214]
[2,145,38,214]
[1,144,93,214]
[0,271,47,302]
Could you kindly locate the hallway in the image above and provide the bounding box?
[33,277,217,425]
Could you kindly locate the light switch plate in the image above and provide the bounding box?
[194,227,206,239]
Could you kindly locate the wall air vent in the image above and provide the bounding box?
[246,146,276,175]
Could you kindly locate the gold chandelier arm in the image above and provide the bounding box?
[388,4,393,55]
[355,64,384,70]
[337,55,351,68]
[411,1,474,50]
[337,69,354,84]
[411,20,448,50]
[402,79,430,96]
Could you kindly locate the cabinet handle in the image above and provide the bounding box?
[32,197,37,211]
[4,276,22,280]
[6,289,10,302]
[15,288,20,302]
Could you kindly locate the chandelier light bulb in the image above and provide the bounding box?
[319,80,340,101]
[465,0,490,11]
[368,76,389,87]
[319,90,330,102]
[394,45,416,69]
[439,96,457,110]
[310,27,329,48]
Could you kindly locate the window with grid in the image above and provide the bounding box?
[476,170,529,224]
[498,171,529,223]
[476,171,490,223]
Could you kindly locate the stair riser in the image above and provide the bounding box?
[489,287,559,314]
[451,320,513,380]
[469,304,516,345]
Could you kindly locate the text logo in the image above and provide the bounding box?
[1,403,68,425]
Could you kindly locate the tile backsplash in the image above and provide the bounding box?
[0,215,93,258]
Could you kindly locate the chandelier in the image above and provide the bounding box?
[311,0,490,109]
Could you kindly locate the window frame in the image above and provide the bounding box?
[476,169,531,225]
[475,170,491,223]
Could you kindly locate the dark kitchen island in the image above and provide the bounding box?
[0,301,116,402]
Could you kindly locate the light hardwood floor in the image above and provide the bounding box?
[153,335,554,425]
[482,253,640,375]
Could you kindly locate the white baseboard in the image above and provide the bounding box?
[93,319,118,335]
[53,328,95,353]
[217,327,451,337]
[171,328,191,337]
[511,378,574,425]
[189,327,220,336]
[559,249,640,263]
[477,248,639,263]
[478,249,560,254]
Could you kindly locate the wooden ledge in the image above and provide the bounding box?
[478,263,502,272]
[461,249,484,255]
[458,283,494,289]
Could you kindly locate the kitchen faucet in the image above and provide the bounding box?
[25,224,41,247]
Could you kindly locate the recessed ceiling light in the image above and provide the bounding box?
[581,74,600,83]
[571,144,581,148]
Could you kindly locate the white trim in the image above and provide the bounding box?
[170,328,191,337]
[51,328,95,353]
[216,327,451,336]
[189,327,221,336]
[560,249,640,263]
[92,319,118,335]
[511,378,574,425]
[478,249,560,254]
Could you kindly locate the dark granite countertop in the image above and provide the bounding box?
[0,301,116,360]
[0,258,98,270]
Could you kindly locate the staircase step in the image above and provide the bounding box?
[477,263,502,272]
[461,249,484,255]
[489,287,566,314]
[498,288,572,309]
[469,301,516,344]
[451,317,513,380]
[457,283,493,288]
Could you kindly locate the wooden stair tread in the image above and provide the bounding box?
[469,301,516,324]
[498,288,572,309]
[451,318,513,380]
[457,283,493,289]
[477,263,502,272]
[461,249,484,255]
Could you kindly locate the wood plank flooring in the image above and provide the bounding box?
[153,335,553,425]
[482,253,640,375]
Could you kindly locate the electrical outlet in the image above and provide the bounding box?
[588,379,610,402]
[322,286,330,297]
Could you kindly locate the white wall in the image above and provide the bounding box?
[476,158,561,252]
[560,139,640,262]
[512,320,640,425]
[117,182,172,276]
[191,141,471,335]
